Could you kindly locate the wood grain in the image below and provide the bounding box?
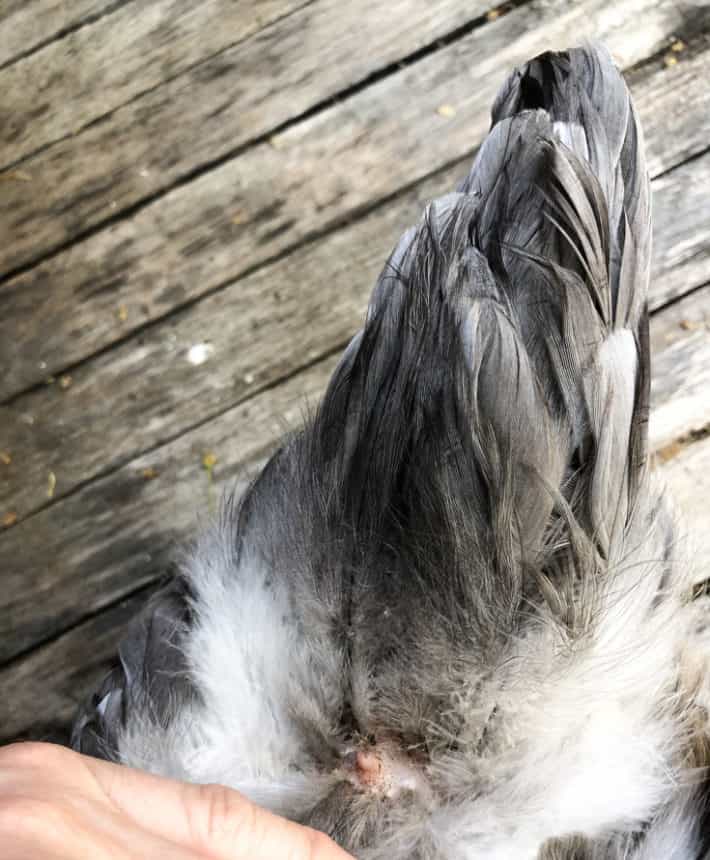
[0,0,700,288]
[650,283,710,356]
[0,354,339,664]
[0,0,309,170]
[0,586,157,744]
[1,5,704,401]
[651,151,710,309]
[0,0,124,68]
[657,434,710,567]
[628,33,710,177]
[0,0,497,274]
[649,287,710,448]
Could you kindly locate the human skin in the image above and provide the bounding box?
[0,742,353,860]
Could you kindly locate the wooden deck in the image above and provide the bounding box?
[1,0,709,745]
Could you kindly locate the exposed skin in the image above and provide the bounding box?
[0,742,353,860]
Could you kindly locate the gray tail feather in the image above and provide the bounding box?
[324,44,652,570]
[490,43,651,330]
[460,43,652,556]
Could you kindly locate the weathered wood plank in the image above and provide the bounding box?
[0,220,706,666]
[1,3,705,398]
[649,287,710,449]
[627,31,710,177]
[0,0,496,268]
[0,586,156,745]
[656,434,710,566]
[0,353,339,664]
[0,0,311,171]
[649,283,710,356]
[0,0,708,284]
[651,152,710,309]
[0,0,124,68]
[1,346,708,743]
[2,127,710,527]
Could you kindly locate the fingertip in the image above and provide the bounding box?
[188,782,353,860]
[301,825,355,860]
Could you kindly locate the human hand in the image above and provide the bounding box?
[0,741,352,859]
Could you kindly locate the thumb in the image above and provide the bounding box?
[182,781,353,860]
[78,748,351,860]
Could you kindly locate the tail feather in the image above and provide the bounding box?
[319,46,651,568]
[491,44,651,328]
[464,44,651,557]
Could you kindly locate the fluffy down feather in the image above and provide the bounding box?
[72,45,710,859]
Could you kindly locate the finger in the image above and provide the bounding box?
[0,790,198,860]
[182,782,353,860]
[78,751,352,859]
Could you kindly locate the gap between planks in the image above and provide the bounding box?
[0,0,316,173]
[1,4,706,406]
[0,0,512,217]
[0,0,699,285]
[0,0,135,71]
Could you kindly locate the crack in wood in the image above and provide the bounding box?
[0,0,527,284]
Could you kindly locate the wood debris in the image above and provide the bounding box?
[117,306,128,322]
[142,466,158,480]
[59,374,73,390]
[202,452,217,482]
[664,54,678,67]
[2,512,17,528]
[671,39,686,52]
[0,451,11,466]
[436,104,456,118]
[656,425,710,463]
[486,9,500,21]
[656,440,683,463]
[231,210,249,225]
[0,170,32,182]
[47,471,57,499]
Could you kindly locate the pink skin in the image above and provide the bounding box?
[342,743,431,802]
[354,749,384,786]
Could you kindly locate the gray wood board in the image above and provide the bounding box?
[651,152,710,309]
[0,0,499,271]
[0,0,126,68]
[656,435,710,564]
[649,284,710,356]
[649,284,709,453]
[0,354,339,664]
[0,586,158,744]
[0,0,312,169]
[1,13,706,398]
[0,0,708,282]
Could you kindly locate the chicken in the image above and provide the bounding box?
[71,45,710,859]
